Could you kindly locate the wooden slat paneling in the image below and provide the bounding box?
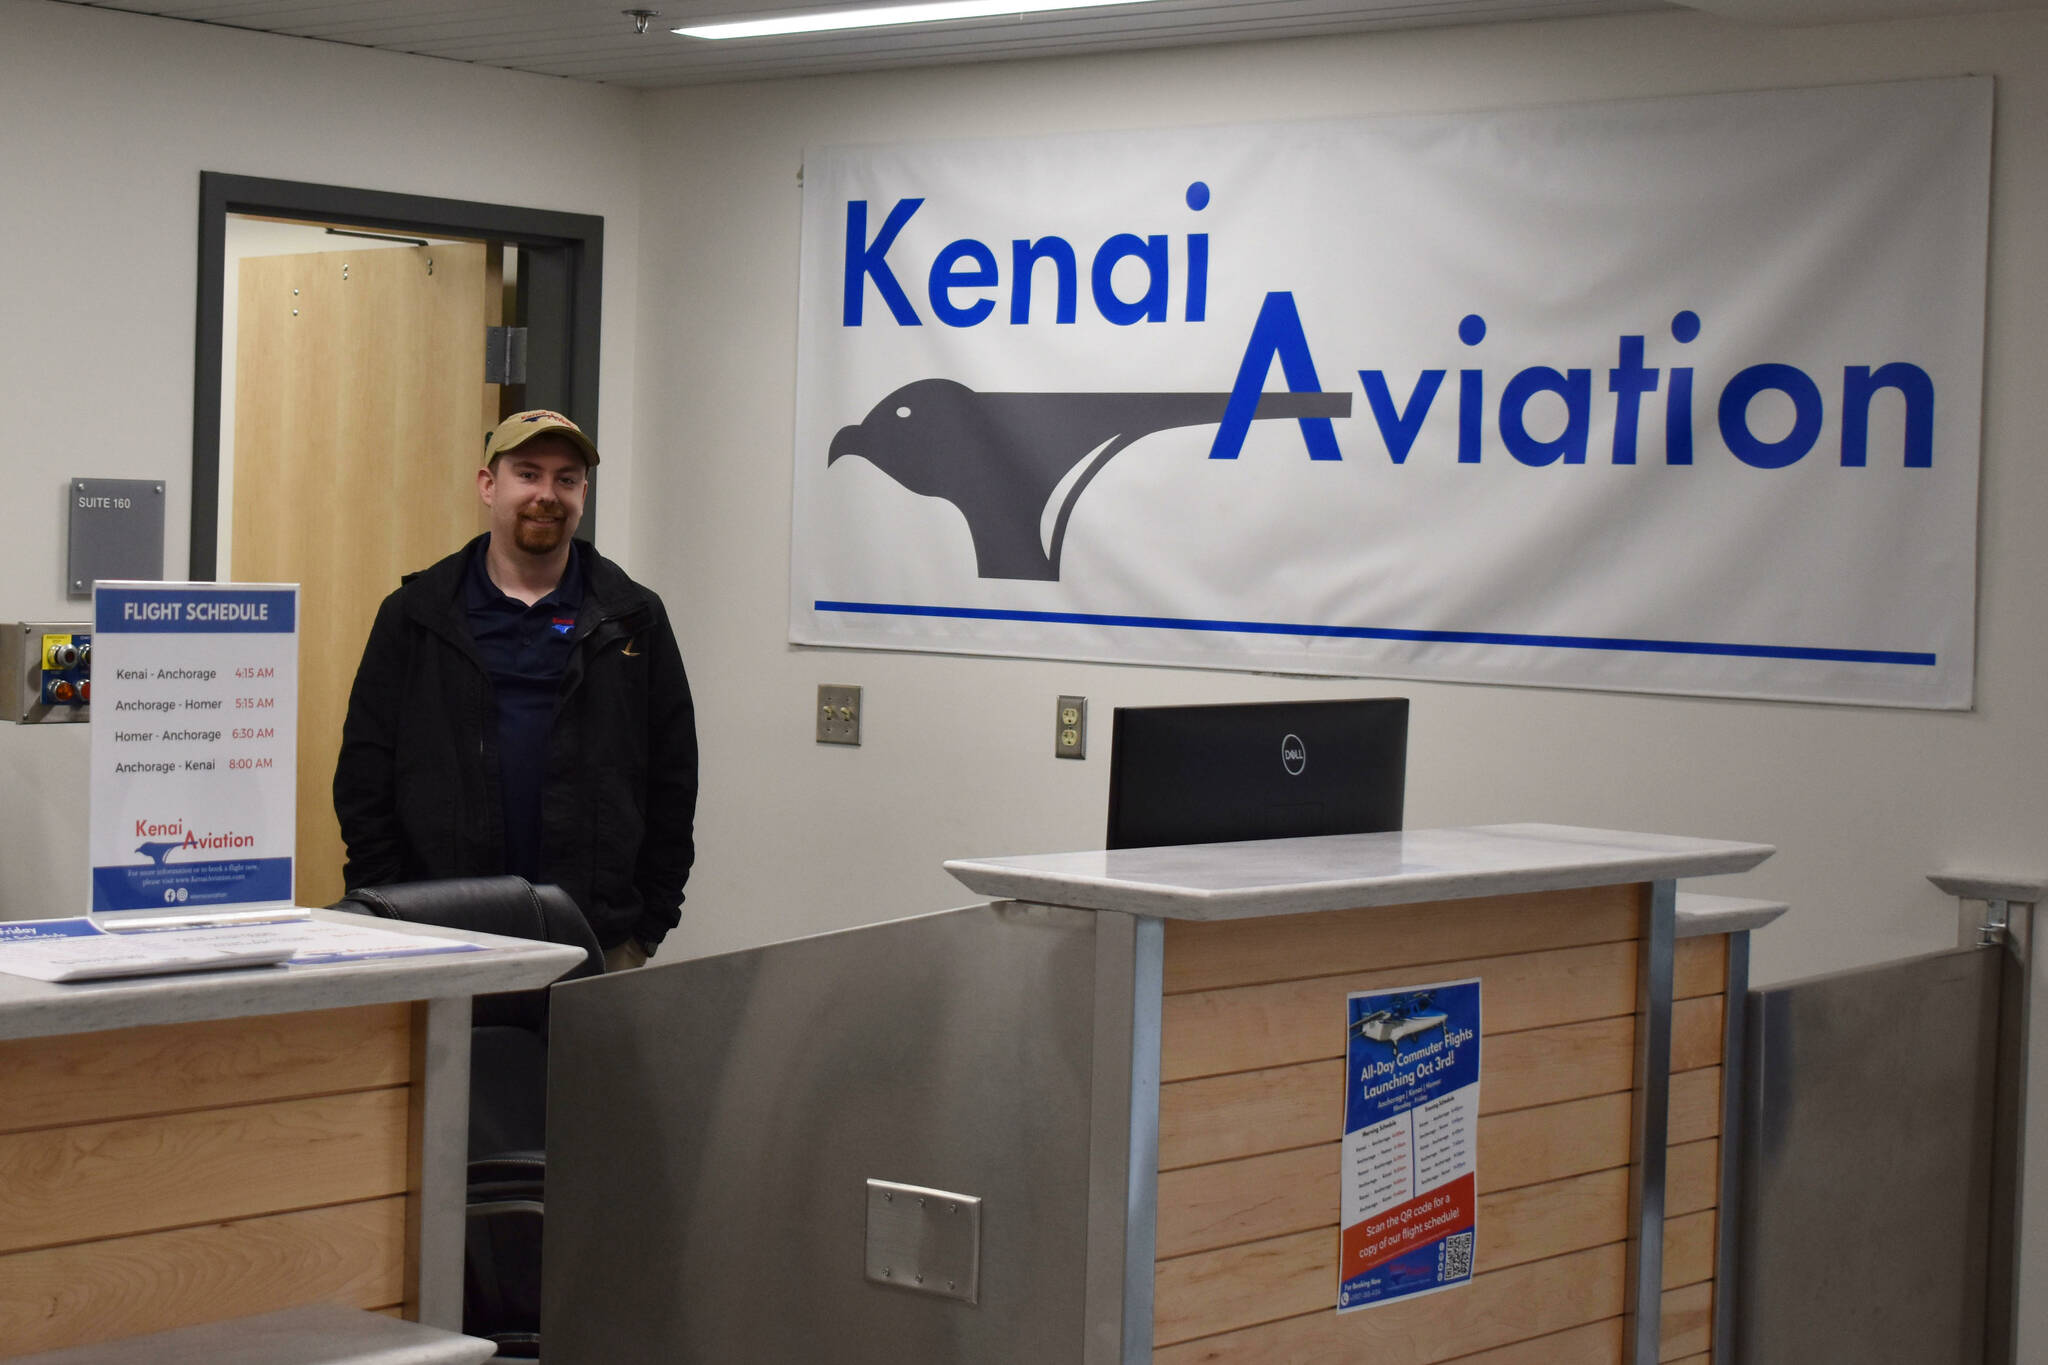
[1667,1139,1718,1218]
[1162,886,1641,994]
[1476,1168,1627,1275]
[1440,1317,1623,1364]
[1160,1005,1659,1172]
[1164,940,1639,1082]
[1670,996,1724,1073]
[1158,1226,1330,1345]
[1662,1210,1716,1291]
[0,1005,411,1136]
[1158,1150,1633,1267]
[1159,1060,1341,1171]
[1158,1172,1705,1345]
[1483,1015,1632,1115]
[1481,1092,1632,1194]
[0,1197,405,1357]
[1159,1144,1334,1258]
[0,1088,411,1254]
[1153,1240,1626,1365]
[1660,1281,1713,1360]
[1150,896,1726,1365]
[1668,1068,1722,1145]
[1673,937,1727,1000]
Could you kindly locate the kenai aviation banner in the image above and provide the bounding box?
[790,79,1990,707]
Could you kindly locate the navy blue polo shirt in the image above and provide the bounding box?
[465,540,585,882]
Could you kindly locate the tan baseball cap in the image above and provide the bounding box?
[484,409,600,468]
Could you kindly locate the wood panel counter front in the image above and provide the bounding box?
[0,911,582,1359]
[948,824,1775,1365]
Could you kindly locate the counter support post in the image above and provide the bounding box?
[1083,912,1164,1365]
[1624,879,1677,1363]
[407,995,473,1330]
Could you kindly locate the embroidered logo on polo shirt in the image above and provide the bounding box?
[551,617,575,636]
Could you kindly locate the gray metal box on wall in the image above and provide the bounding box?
[68,478,164,597]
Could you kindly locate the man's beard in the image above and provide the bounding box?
[513,503,568,553]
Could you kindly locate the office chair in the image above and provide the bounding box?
[332,875,604,1361]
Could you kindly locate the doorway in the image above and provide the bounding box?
[191,175,604,907]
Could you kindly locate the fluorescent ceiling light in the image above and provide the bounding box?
[677,0,1166,40]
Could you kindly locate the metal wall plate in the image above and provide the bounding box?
[865,1179,981,1304]
[3,621,92,724]
[1056,695,1086,759]
[818,683,862,745]
[68,478,164,598]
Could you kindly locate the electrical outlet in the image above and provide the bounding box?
[1055,694,1086,759]
[817,684,862,745]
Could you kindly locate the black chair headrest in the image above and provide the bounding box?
[334,875,603,981]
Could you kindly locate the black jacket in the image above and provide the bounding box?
[333,536,697,950]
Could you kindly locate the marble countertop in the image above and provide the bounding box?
[1675,891,1787,938]
[945,823,1774,922]
[0,908,585,1042]
[11,1304,494,1365]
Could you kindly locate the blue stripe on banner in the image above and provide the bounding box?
[812,600,1936,667]
[96,588,296,634]
[91,857,295,911]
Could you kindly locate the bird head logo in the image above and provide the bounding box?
[830,378,1350,582]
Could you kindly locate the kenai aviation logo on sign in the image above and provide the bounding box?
[827,191,1932,585]
[792,79,1989,708]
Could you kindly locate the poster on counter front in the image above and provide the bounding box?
[88,583,299,915]
[1340,978,1481,1312]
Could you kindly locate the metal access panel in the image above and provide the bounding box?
[1738,946,2002,1365]
[543,902,1158,1365]
[3,621,92,723]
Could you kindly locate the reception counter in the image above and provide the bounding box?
[0,911,583,1359]
[545,823,1776,1365]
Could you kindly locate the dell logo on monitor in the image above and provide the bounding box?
[1281,734,1307,776]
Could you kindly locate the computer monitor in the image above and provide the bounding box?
[1104,697,1408,850]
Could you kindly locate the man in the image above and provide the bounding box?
[334,410,696,971]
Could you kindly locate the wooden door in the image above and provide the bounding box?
[231,241,497,907]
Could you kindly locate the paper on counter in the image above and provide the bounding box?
[0,915,483,983]
[0,917,293,982]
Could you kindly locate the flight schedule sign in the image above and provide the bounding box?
[1340,978,1481,1313]
[89,583,299,914]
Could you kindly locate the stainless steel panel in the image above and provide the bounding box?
[544,902,1117,1364]
[1738,946,2001,1365]
[865,1180,982,1303]
[1623,879,1675,1363]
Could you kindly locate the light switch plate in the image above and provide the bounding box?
[864,1179,980,1304]
[817,683,862,745]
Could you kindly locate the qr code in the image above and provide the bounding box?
[1441,1231,1475,1279]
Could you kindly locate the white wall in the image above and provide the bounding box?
[0,0,643,919]
[631,10,2048,1343]
[634,7,2048,977]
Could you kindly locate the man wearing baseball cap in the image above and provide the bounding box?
[333,410,697,970]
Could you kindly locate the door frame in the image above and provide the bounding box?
[190,172,605,579]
